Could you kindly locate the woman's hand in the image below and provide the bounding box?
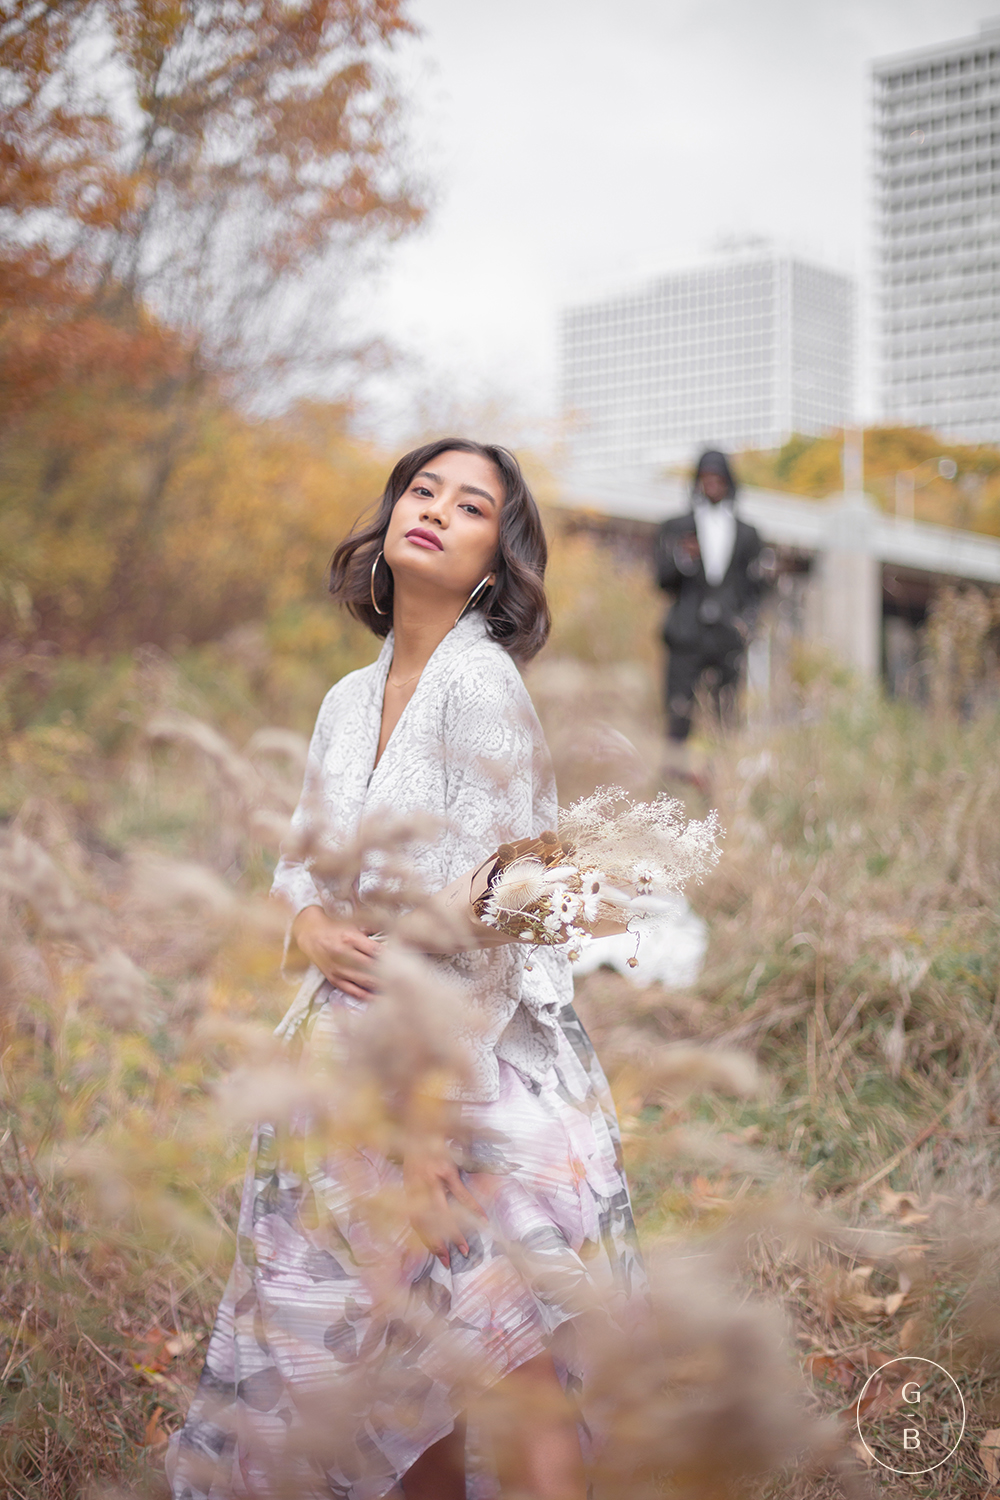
[404,1136,488,1270]
[291,905,380,1001]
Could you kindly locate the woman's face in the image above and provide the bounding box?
[382,448,504,603]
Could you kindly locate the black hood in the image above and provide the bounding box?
[692,448,737,500]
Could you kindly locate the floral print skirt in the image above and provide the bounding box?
[166,996,645,1500]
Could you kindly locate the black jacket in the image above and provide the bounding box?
[655,509,764,657]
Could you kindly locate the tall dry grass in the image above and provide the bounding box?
[535,659,1000,1497]
[2,631,1000,1498]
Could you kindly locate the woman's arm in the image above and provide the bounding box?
[270,688,337,923]
[272,684,382,994]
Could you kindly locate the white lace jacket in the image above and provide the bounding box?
[270,611,574,1102]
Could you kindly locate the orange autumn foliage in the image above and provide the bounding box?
[0,0,426,654]
[1,0,425,370]
[0,390,388,652]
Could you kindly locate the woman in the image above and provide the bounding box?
[168,440,645,1500]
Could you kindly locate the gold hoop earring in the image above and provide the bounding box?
[370,550,388,617]
[455,574,492,626]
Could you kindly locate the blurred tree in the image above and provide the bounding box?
[0,387,390,652]
[0,0,425,654]
[735,427,1000,538]
[0,0,425,388]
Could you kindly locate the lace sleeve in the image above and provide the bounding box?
[269,686,338,921]
[440,650,541,878]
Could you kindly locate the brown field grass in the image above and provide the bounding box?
[1,628,998,1498]
[548,663,1000,1499]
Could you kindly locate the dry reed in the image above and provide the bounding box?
[2,644,999,1498]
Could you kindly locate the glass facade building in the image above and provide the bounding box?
[559,252,855,471]
[874,22,1000,442]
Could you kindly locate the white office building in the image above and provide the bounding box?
[874,22,1000,442]
[559,251,855,472]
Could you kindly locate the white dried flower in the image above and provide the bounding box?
[581,888,602,923]
[559,786,722,898]
[489,856,549,913]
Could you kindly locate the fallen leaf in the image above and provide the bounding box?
[899,1315,925,1351]
[818,1265,886,1322]
[132,1325,172,1375]
[891,1246,930,1296]
[806,1352,858,1390]
[981,1429,1000,1486]
[851,1344,891,1371]
[144,1405,168,1449]
[850,1439,874,1468]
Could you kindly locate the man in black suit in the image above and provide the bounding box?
[655,449,765,763]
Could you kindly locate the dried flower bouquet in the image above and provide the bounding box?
[472,786,722,956]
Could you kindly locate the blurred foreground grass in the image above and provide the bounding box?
[1,635,999,1498]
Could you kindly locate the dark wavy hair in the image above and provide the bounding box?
[328,438,551,660]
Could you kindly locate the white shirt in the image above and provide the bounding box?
[694,497,737,586]
[270,612,573,1101]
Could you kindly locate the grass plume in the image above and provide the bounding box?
[1,642,999,1496]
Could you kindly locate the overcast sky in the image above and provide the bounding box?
[359,0,994,436]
